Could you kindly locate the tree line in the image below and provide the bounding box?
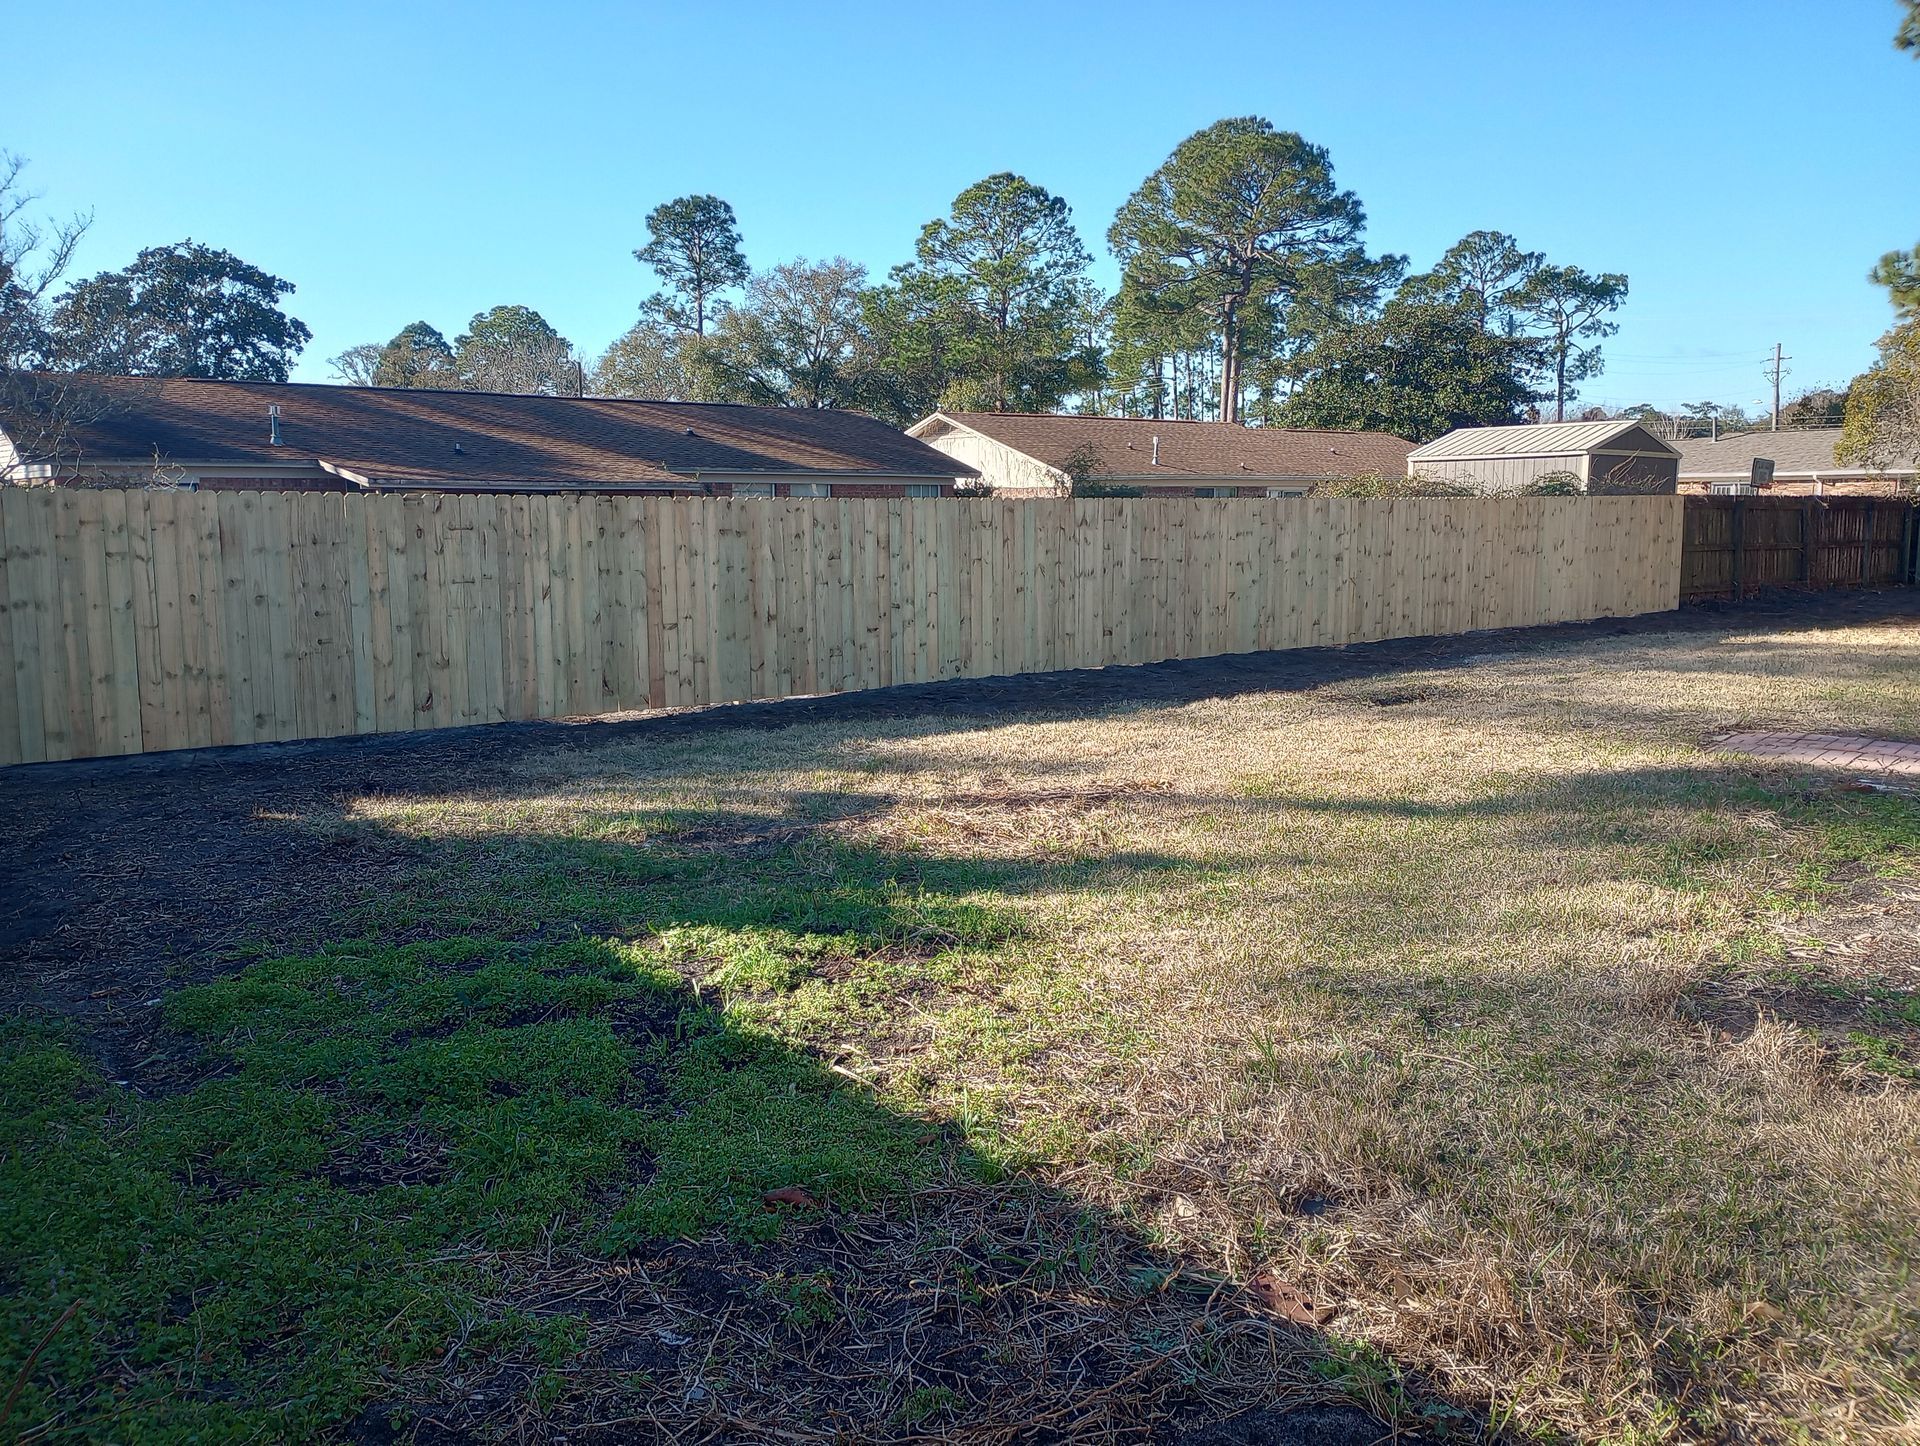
[5,99,1913,467]
[2,121,1639,444]
[329,119,1631,440]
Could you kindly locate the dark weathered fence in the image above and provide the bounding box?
[1680,496,1918,601]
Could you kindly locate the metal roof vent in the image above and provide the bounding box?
[1150,435,1160,466]
[684,427,697,437]
[267,404,282,446]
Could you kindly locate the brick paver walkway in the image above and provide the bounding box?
[1716,730,1920,775]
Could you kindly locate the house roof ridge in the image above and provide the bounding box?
[13,371,971,482]
[939,408,1396,435]
[157,375,886,417]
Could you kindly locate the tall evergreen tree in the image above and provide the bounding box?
[1870,245,1920,322]
[1838,320,1920,471]
[454,305,577,394]
[633,195,749,337]
[1109,118,1369,423]
[372,321,458,387]
[1840,237,1920,470]
[1416,231,1543,335]
[1511,265,1628,421]
[1277,289,1534,441]
[879,172,1095,415]
[331,323,461,388]
[1243,250,1406,418]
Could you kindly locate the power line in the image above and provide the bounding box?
[1603,350,1754,361]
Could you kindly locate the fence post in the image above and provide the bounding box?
[1862,501,1875,586]
[1730,497,1745,599]
[1800,499,1815,585]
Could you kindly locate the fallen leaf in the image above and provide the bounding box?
[762,1186,818,1210]
[1248,1269,1336,1326]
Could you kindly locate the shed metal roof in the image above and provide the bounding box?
[1409,420,1679,463]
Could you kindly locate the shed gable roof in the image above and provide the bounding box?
[7,375,971,486]
[912,411,1413,479]
[1409,420,1680,464]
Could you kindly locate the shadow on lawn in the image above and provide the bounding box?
[8,594,1918,1441]
[1232,756,1916,837]
[0,801,1477,1445]
[1227,757,1920,1067]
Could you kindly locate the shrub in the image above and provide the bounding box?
[1310,471,1474,499]
[1521,470,1583,496]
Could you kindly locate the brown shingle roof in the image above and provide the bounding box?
[15,375,970,485]
[918,411,1412,479]
[1675,429,1917,479]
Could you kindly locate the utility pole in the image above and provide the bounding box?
[1761,343,1791,431]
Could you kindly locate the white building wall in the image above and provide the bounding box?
[917,429,1064,494]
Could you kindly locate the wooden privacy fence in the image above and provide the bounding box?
[1680,496,1918,601]
[0,489,1682,767]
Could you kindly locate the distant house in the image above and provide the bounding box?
[1675,430,1916,496]
[1407,420,1680,494]
[0,375,973,497]
[906,411,1412,497]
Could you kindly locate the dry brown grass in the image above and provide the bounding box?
[340,619,1920,1442]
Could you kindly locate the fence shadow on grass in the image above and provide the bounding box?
[12,595,1920,1440]
[1,786,1479,1444]
[349,943,1463,1444]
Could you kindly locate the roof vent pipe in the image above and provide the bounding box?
[268,405,282,446]
[1151,435,1160,466]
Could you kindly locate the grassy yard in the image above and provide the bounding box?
[4,610,1920,1442]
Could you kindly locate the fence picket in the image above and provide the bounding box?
[0,492,1702,766]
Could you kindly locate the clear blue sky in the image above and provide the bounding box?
[12,0,1916,414]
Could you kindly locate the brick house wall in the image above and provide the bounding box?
[1679,477,1914,498]
[1090,484,1309,499]
[715,479,955,499]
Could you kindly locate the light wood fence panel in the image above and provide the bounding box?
[0,491,1684,767]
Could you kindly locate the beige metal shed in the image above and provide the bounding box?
[1408,420,1680,494]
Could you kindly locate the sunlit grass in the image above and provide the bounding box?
[6,618,1919,1441]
